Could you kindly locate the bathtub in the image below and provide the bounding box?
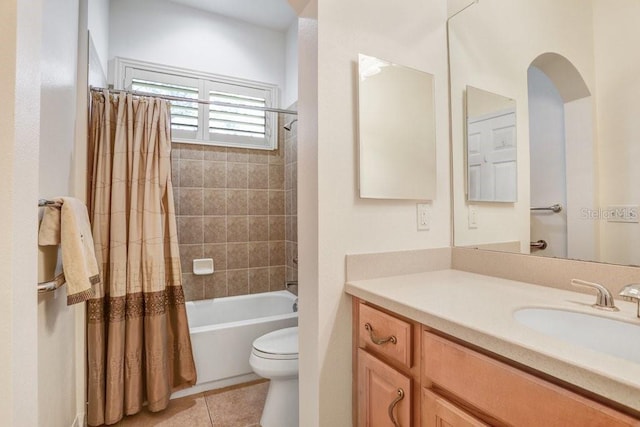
[172,290,298,399]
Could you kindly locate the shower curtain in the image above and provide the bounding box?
[87,91,196,426]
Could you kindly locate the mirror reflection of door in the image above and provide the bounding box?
[467,108,517,201]
[527,53,594,260]
[466,86,517,203]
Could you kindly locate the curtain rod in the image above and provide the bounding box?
[89,86,298,116]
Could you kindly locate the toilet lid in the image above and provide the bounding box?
[252,326,298,360]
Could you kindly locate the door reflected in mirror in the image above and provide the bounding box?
[466,86,517,203]
[358,54,436,200]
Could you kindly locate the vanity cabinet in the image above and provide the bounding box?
[353,298,640,427]
[354,300,422,426]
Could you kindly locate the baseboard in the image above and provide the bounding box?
[71,412,86,427]
[171,373,260,399]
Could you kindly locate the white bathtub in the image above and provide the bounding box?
[172,290,298,398]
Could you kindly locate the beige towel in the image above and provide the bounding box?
[38,197,100,305]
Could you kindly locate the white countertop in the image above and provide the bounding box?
[345,269,640,413]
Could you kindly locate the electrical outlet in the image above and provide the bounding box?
[417,203,430,231]
[468,205,478,229]
[607,205,639,223]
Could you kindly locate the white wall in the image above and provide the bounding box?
[109,0,289,106]
[450,0,596,252]
[298,0,451,424]
[87,0,109,77]
[593,0,640,265]
[0,0,41,425]
[38,0,86,426]
[284,20,299,108]
[527,65,567,258]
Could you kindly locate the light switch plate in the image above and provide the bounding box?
[468,205,478,229]
[417,203,430,231]
[606,205,639,223]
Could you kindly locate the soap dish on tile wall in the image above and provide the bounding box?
[193,258,214,275]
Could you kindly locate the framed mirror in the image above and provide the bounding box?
[358,54,436,200]
[466,86,517,203]
[450,0,640,265]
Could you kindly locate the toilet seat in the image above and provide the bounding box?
[252,327,298,360]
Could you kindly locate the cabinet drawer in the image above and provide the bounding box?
[358,349,412,427]
[359,303,412,368]
[422,388,489,427]
[423,330,640,427]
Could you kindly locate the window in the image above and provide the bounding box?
[115,58,279,150]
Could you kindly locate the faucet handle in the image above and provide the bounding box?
[571,279,619,311]
[619,283,640,318]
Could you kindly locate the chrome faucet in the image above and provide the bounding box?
[571,279,619,311]
[619,284,640,318]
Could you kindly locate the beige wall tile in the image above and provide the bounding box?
[226,189,248,215]
[204,271,227,299]
[178,217,204,244]
[249,268,270,294]
[248,150,269,164]
[203,145,227,161]
[268,164,284,189]
[227,243,249,269]
[179,159,203,187]
[227,216,249,242]
[203,243,227,271]
[248,190,269,215]
[269,266,285,291]
[171,157,180,187]
[227,269,249,296]
[203,161,227,188]
[227,148,249,163]
[203,216,226,243]
[204,189,226,216]
[181,273,204,301]
[248,242,269,268]
[178,188,203,216]
[248,163,268,189]
[181,145,203,160]
[268,190,284,215]
[179,244,203,272]
[226,162,248,189]
[269,241,285,266]
[269,216,285,241]
[248,216,269,242]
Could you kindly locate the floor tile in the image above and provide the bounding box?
[205,381,269,427]
[118,393,212,427]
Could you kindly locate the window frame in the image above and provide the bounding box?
[113,57,279,150]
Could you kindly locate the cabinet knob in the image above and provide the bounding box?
[364,323,397,345]
[388,388,405,427]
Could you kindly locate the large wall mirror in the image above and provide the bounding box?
[450,0,640,265]
[358,54,436,200]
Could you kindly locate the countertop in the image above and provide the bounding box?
[345,269,640,413]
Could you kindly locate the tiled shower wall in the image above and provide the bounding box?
[285,105,298,284]
[172,117,288,301]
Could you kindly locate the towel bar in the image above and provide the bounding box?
[38,273,65,293]
[39,198,62,208]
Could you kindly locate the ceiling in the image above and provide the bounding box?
[168,0,297,31]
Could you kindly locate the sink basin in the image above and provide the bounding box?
[513,308,640,364]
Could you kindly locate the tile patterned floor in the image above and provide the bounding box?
[115,380,268,427]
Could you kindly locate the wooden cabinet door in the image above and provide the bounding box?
[358,349,412,427]
[422,388,489,427]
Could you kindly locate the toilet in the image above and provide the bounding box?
[249,326,299,427]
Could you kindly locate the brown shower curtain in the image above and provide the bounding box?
[87,91,196,426]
